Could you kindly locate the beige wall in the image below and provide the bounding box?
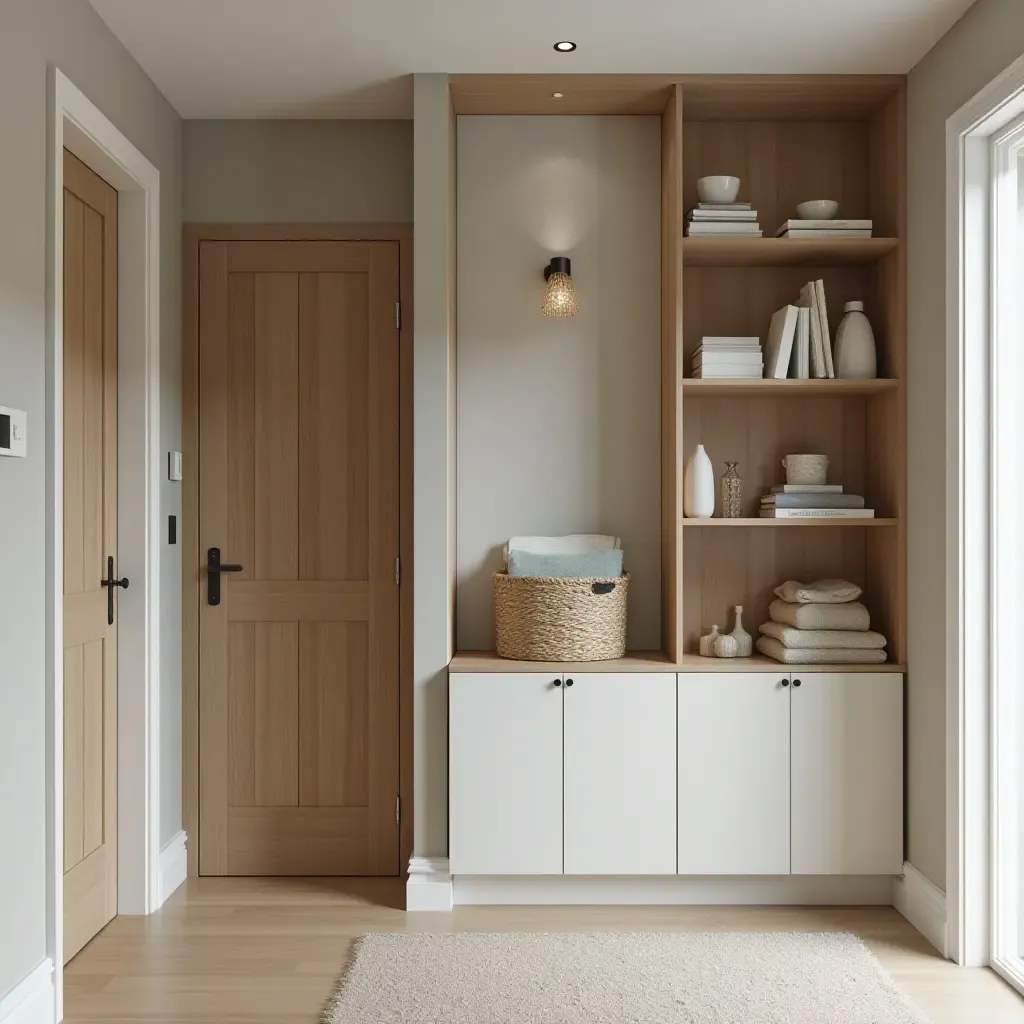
[906,0,1024,890]
[0,0,181,999]
[183,119,412,223]
[455,116,662,651]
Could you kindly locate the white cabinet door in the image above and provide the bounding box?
[790,673,903,875]
[678,673,791,875]
[563,673,676,874]
[449,673,563,875]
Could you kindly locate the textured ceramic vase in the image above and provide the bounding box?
[730,605,753,657]
[833,300,877,379]
[684,444,715,518]
[713,633,740,658]
[721,462,743,518]
[699,625,720,658]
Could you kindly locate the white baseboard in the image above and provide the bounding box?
[406,857,454,911]
[0,960,54,1024]
[157,830,188,909]
[892,861,947,957]
[454,875,896,906]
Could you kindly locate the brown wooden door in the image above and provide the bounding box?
[197,240,400,875]
[62,151,118,960]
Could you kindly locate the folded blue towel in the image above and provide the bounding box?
[507,549,624,579]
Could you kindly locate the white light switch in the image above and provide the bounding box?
[169,450,183,481]
[0,406,27,458]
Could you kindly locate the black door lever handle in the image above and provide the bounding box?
[101,555,129,625]
[207,547,243,606]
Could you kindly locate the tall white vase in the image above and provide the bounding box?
[684,444,715,518]
[833,300,877,379]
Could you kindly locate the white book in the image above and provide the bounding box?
[780,228,873,239]
[759,507,876,519]
[694,356,764,368]
[799,282,826,379]
[764,304,799,380]
[688,209,760,221]
[691,368,763,379]
[794,307,810,379]
[686,223,763,235]
[776,219,872,235]
[701,336,760,346]
[698,202,753,211]
[814,279,834,378]
[770,484,844,494]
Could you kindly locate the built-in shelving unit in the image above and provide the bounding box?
[681,378,898,397]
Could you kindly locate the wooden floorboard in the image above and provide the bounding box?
[64,877,1024,1023]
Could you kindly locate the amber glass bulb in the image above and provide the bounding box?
[541,272,580,318]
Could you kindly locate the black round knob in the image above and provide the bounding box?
[793,678,802,688]
[781,679,789,687]
[553,679,562,687]
[565,678,574,687]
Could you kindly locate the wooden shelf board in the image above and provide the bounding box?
[682,237,898,267]
[676,654,905,674]
[682,517,897,527]
[450,651,676,674]
[682,378,898,397]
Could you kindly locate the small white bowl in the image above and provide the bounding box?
[796,199,839,220]
[697,176,740,204]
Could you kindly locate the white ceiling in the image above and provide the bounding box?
[90,0,975,119]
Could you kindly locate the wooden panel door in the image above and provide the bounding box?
[449,673,563,875]
[677,674,791,875]
[198,240,400,875]
[63,151,118,960]
[563,673,676,875]
[790,672,903,875]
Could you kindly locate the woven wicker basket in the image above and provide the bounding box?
[493,572,629,662]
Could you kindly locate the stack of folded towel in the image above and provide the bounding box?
[505,534,624,578]
[755,578,887,664]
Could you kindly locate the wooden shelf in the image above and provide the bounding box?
[682,517,897,528]
[676,654,905,674]
[682,378,898,397]
[450,651,676,674]
[681,237,898,267]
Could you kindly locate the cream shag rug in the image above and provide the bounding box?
[324,932,929,1023]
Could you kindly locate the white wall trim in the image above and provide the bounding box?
[47,67,163,1019]
[892,862,948,957]
[157,831,188,909]
[452,875,896,907]
[946,51,1024,968]
[0,961,54,1024]
[406,857,454,911]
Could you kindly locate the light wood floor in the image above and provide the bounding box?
[64,877,1024,1023]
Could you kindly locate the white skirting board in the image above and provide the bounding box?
[892,860,948,957]
[406,857,454,911]
[0,960,54,1024]
[157,830,188,909]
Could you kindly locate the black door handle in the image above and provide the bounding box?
[207,547,243,606]
[101,555,129,625]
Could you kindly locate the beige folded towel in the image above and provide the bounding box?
[756,636,887,665]
[769,599,870,631]
[759,621,886,649]
[774,578,862,604]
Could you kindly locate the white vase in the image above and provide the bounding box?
[684,444,715,518]
[699,624,720,658]
[833,301,877,379]
[730,605,753,657]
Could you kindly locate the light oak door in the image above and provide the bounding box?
[198,240,400,875]
[62,151,119,961]
[677,674,791,875]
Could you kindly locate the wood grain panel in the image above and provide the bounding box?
[227,241,385,274]
[254,623,299,807]
[64,645,85,870]
[299,622,370,808]
[82,639,105,857]
[82,205,105,593]
[64,191,85,596]
[681,237,897,268]
[228,581,369,622]
[227,273,256,580]
[450,74,675,115]
[227,622,255,808]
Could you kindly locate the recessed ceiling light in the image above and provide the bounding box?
[552,92,564,99]
[553,40,577,52]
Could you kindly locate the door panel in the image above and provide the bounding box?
[563,673,676,875]
[62,150,118,961]
[678,674,791,875]
[790,672,903,875]
[198,240,400,875]
[449,674,564,875]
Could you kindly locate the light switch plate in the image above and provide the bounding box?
[0,406,27,458]
[169,450,183,481]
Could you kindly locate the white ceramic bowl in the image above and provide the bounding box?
[782,454,829,486]
[697,175,740,204]
[796,199,839,220]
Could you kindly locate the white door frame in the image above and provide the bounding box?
[945,53,1024,971]
[46,68,162,1016]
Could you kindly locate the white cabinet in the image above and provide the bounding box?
[677,674,791,875]
[449,673,563,875]
[563,673,676,874]
[790,672,903,875]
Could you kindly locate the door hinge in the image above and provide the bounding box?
[395,301,401,330]
[395,556,401,586]
[396,795,401,827]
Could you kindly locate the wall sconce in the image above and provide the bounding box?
[541,257,579,318]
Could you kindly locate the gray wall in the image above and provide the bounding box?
[0,0,181,1000]
[456,116,662,651]
[906,0,1024,890]
[183,120,412,223]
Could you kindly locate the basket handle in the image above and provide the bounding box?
[591,581,616,595]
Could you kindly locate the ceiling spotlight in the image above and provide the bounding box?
[553,40,577,52]
[552,92,564,99]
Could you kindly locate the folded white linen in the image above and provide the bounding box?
[504,534,620,567]
[759,621,886,650]
[756,636,887,664]
[774,579,862,604]
[769,599,870,631]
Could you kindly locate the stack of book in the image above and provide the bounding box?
[760,484,874,519]
[760,279,834,380]
[685,202,762,237]
[691,337,762,379]
[776,218,873,239]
